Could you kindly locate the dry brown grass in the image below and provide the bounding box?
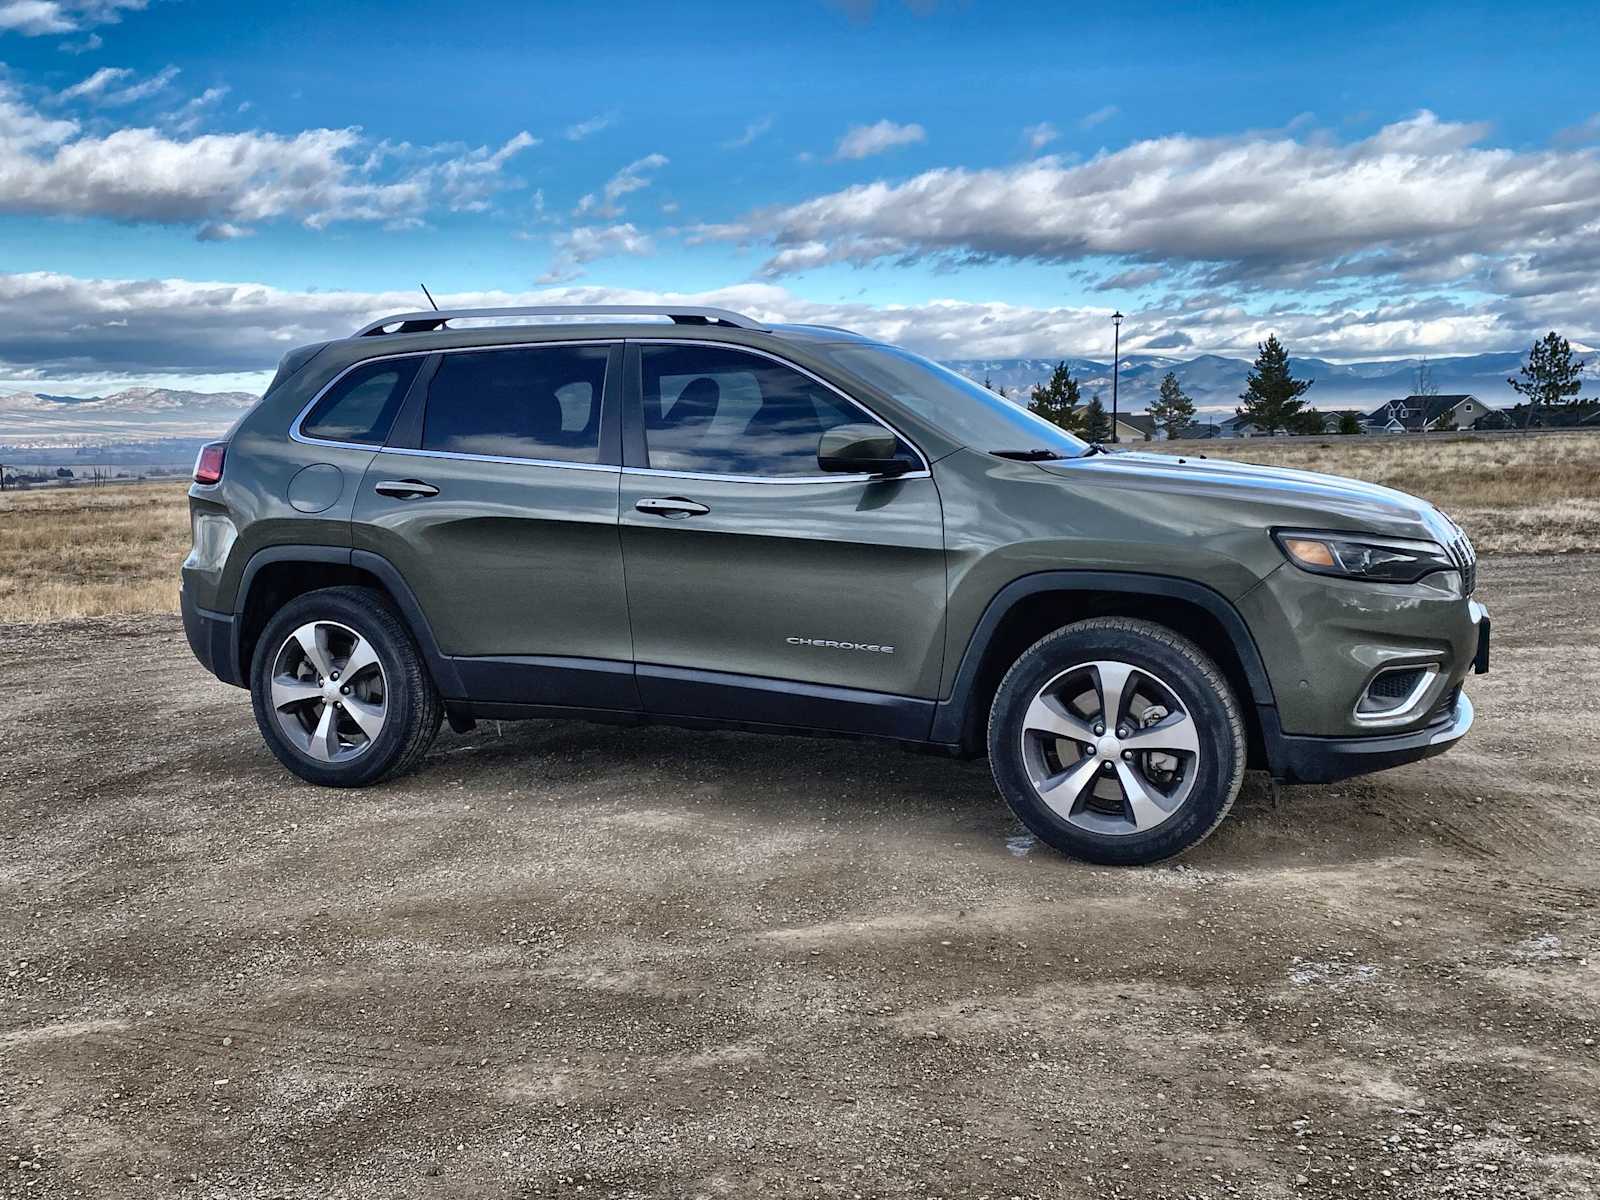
[1153,429,1600,555]
[0,431,1595,624]
[0,480,190,622]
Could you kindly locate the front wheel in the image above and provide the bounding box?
[987,617,1246,866]
[249,586,441,787]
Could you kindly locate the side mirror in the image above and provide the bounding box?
[817,423,915,477]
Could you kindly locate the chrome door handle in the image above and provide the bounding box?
[634,496,710,518]
[374,479,440,499]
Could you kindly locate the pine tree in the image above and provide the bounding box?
[1029,361,1084,432]
[1236,334,1313,434]
[1335,411,1364,436]
[1508,331,1585,428]
[1082,393,1112,442]
[1148,371,1196,440]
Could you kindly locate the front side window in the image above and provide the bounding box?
[821,343,1088,458]
[640,344,903,476]
[422,344,608,463]
[299,357,422,446]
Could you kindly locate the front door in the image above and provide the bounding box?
[353,340,636,710]
[618,341,946,737]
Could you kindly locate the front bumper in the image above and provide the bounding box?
[1270,688,1475,784]
[180,584,244,687]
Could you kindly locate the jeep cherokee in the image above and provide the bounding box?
[180,304,1489,865]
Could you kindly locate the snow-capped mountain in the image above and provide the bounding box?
[0,388,258,450]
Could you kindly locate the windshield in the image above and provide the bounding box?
[823,343,1088,458]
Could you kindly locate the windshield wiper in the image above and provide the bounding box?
[989,448,1071,461]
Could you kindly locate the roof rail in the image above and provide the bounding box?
[352,304,767,338]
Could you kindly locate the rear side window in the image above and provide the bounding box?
[299,357,422,445]
[422,345,609,463]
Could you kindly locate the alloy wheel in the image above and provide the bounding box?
[1018,659,1201,836]
[269,620,387,763]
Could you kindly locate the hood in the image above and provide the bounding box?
[1036,450,1461,545]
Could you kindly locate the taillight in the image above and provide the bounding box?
[193,441,227,485]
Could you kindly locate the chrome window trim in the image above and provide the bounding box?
[289,339,618,468]
[619,465,908,486]
[376,446,620,474]
[630,338,933,483]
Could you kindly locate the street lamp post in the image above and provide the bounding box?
[1110,310,1124,443]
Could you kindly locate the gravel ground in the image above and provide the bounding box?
[2,554,1597,1199]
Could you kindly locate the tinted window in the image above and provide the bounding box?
[423,345,608,463]
[300,357,422,445]
[641,345,898,476]
[821,343,1088,458]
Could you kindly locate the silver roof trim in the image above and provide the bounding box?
[353,304,767,338]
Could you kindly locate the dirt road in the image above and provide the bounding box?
[3,555,1597,1199]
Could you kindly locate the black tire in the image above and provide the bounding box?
[987,617,1246,866]
[250,585,442,787]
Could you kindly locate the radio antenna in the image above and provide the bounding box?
[419,283,440,311]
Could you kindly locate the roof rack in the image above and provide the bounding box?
[353,304,767,338]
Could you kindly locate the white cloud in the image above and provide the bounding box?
[59,64,128,101]
[834,118,925,160]
[1022,121,1058,153]
[194,221,251,241]
[0,82,536,229]
[426,130,538,213]
[575,152,667,219]
[723,116,773,150]
[166,85,228,135]
[61,63,177,105]
[564,113,614,142]
[1080,104,1118,130]
[537,223,654,284]
[706,111,1600,301]
[0,0,143,36]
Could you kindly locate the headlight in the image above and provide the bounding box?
[1273,529,1456,584]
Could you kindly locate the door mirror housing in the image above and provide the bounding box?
[817,423,916,477]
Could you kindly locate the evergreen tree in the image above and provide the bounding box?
[1028,361,1084,432]
[1082,393,1112,442]
[1148,371,1196,440]
[1335,410,1364,436]
[1236,334,1313,434]
[1288,407,1325,436]
[1508,331,1585,428]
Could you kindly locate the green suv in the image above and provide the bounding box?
[181,305,1489,865]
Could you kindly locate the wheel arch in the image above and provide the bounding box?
[932,571,1278,764]
[231,546,463,698]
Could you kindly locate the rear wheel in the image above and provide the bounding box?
[987,617,1245,865]
[250,586,441,787]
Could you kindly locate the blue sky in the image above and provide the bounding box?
[0,0,1596,390]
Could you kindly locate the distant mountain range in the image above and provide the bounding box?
[0,387,256,453]
[0,352,1548,466]
[943,352,1535,416]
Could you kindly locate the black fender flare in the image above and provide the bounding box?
[230,544,464,699]
[929,570,1279,751]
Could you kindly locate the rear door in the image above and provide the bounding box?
[617,340,946,736]
[352,341,636,710]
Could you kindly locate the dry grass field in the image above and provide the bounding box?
[1,431,1595,623]
[1154,429,1600,556]
[0,479,189,622]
